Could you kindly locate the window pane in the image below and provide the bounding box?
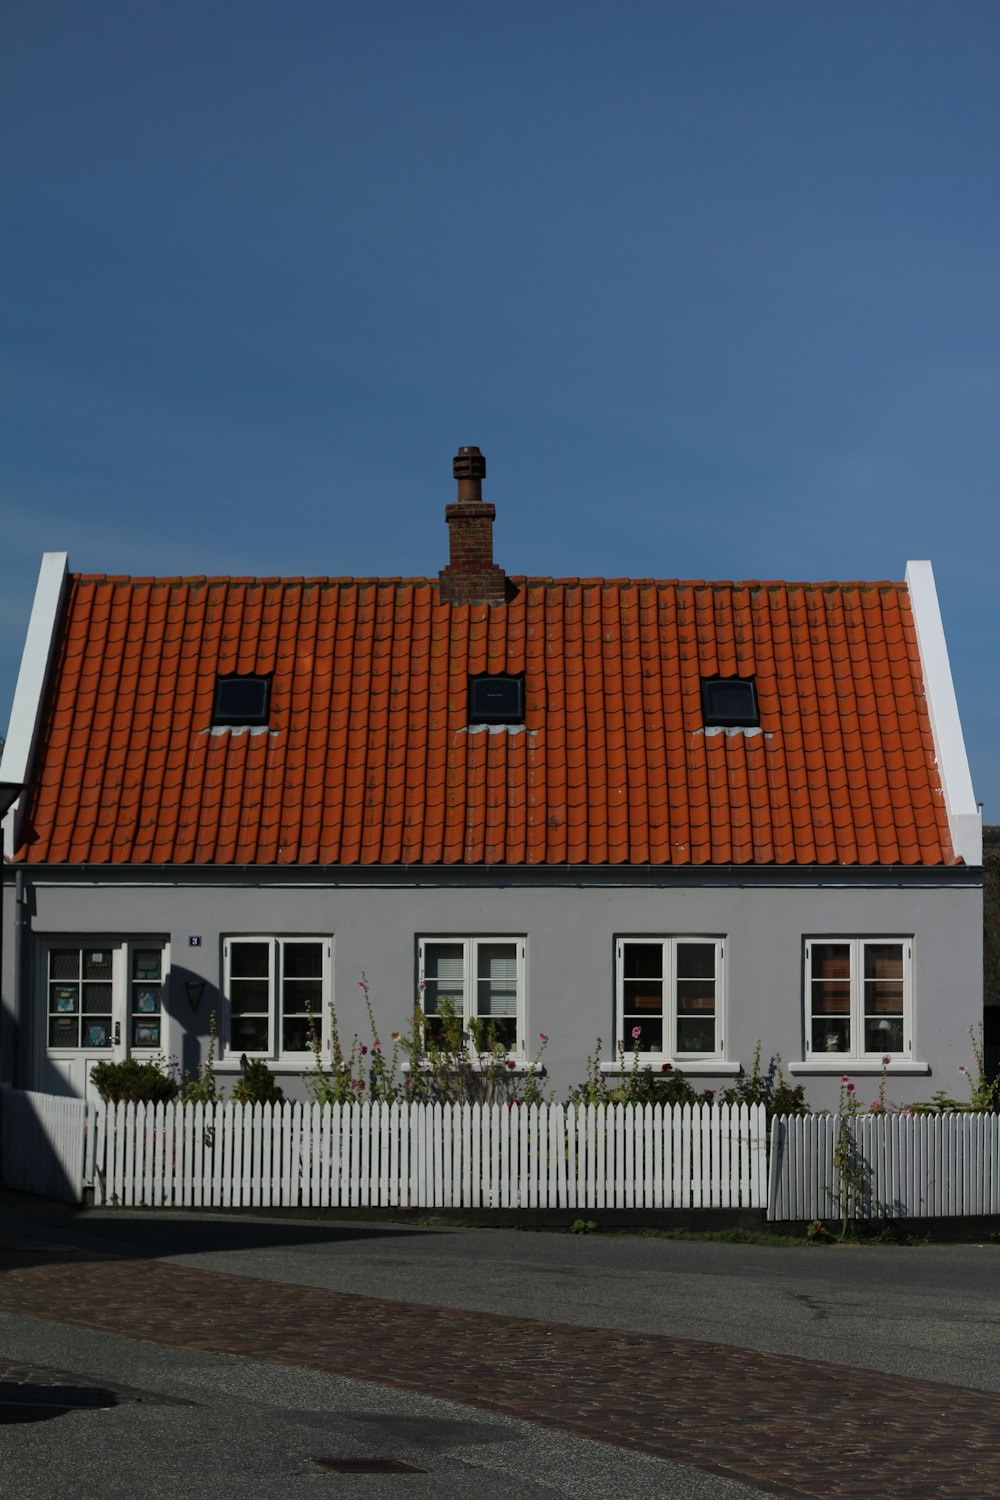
[622,1018,662,1051]
[812,1017,851,1053]
[623,943,663,980]
[282,979,323,1011]
[82,984,113,1015]
[676,944,716,981]
[623,981,663,1013]
[50,984,79,1014]
[423,943,464,1016]
[82,950,112,981]
[231,1017,269,1051]
[812,943,851,979]
[49,1017,79,1048]
[865,1018,904,1053]
[82,1021,112,1049]
[50,949,80,982]
[230,942,270,978]
[676,1017,716,1053]
[132,949,161,981]
[230,979,270,1014]
[282,942,323,979]
[864,944,903,981]
[131,1019,161,1048]
[282,1017,313,1052]
[811,981,851,1014]
[677,980,715,1011]
[476,942,518,1019]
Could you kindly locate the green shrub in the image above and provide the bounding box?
[89,1059,179,1106]
[232,1059,284,1105]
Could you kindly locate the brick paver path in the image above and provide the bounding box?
[0,1232,996,1499]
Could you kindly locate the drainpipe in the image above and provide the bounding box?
[13,870,26,1090]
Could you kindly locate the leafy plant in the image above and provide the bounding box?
[90,1059,179,1106]
[719,1042,809,1122]
[232,1058,284,1105]
[570,1218,598,1234]
[569,1030,713,1107]
[181,1011,223,1104]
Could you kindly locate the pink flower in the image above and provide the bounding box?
[538,1033,548,1044]
[840,1075,852,1086]
[882,1055,891,1065]
[846,1082,857,1096]
[361,1045,368,1056]
[373,1042,381,1052]
[405,1076,413,1088]
[869,1101,885,1113]
[506,1060,517,1071]
[631,1026,642,1040]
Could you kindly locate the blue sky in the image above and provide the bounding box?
[2,2,998,817]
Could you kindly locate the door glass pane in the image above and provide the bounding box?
[130,948,162,1049]
[83,950,112,981]
[49,949,81,1048]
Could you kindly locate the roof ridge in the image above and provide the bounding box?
[69,573,910,591]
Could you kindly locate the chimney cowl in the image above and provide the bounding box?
[453,445,486,503]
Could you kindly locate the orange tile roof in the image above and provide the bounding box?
[14,573,957,866]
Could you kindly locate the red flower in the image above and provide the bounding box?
[660,1063,673,1072]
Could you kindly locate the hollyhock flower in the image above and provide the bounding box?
[846,1082,857,1096]
[361,1045,368,1056]
[661,1063,673,1073]
[882,1055,891,1065]
[506,1060,517,1071]
[373,1042,381,1052]
[631,1026,642,1040]
[390,1031,401,1042]
[840,1075,852,1086]
[538,1033,548,1044]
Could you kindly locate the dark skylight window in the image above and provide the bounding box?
[212,674,271,727]
[701,677,759,729]
[468,674,524,725]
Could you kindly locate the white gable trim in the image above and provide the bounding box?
[904,560,981,866]
[1,552,69,858]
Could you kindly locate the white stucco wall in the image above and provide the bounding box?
[2,870,982,1112]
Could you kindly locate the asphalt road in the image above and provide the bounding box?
[1,1198,998,1499]
[43,1207,1000,1394]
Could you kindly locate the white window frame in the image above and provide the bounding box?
[417,936,526,1057]
[614,937,726,1066]
[42,938,170,1061]
[223,936,332,1060]
[803,937,913,1062]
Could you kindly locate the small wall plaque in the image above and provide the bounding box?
[188,936,202,947]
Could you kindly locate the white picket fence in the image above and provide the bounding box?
[7,1089,999,1220]
[767,1111,1000,1221]
[0,1089,767,1210]
[92,1098,767,1211]
[0,1085,89,1203]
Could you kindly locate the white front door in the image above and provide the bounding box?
[42,941,168,1100]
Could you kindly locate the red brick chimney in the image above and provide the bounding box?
[438,445,507,605]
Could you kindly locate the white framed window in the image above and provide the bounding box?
[45,940,168,1056]
[224,937,331,1057]
[418,937,525,1054]
[616,938,724,1060]
[805,938,912,1060]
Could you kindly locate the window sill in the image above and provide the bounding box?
[788,1060,930,1076]
[600,1059,741,1077]
[218,1058,320,1073]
